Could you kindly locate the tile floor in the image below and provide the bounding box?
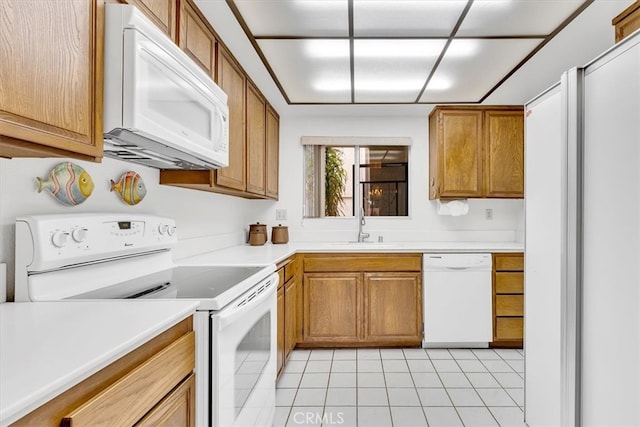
[274,348,525,427]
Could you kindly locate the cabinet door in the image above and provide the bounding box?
[303,273,361,344]
[277,285,285,376]
[178,0,215,77]
[215,47,246,191]
[265,105,280,199]
[363,273,422,344]
[484,110,524,197]
[0,0,103,160]
[284,278,297,360]
[136,373,195,427]
[434,110,484,198]
[246,82,266,196]
[126,0,176,41]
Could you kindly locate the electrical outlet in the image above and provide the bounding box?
[485,208,493,220]
[276,209,287,221]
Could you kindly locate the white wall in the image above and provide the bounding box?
[250,114,524,243]
[0,157,254,299]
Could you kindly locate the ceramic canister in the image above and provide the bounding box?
[271,224,289,244]
[248,222,267,245]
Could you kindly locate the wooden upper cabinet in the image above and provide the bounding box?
[215,46,246,191]
[126,0,177,42]
[246,81,266,196]
[265,105,280,200]
[178,0,215,77]
[429,106,524,199]
[484,110,524,197]
[0,0,103,161]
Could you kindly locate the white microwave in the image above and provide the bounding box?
[103,4,229,170]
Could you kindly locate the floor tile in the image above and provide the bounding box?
[417,388,453,406]
[456,407,499,426]
[323,407,356,427]
[305,360,332,373]
[273,406,291,427]
[293,388,327,406]
[506,359,525,373]
[382,359,409,372]
[289,349,312,361]
[457,359,488,372]
[495,349,523,360]
[439,372,472,388]
[331,360,356,373]
[390,406,428,426]
[407,359,436,372]
[276,388,297,406]
[328,372,356,388]
[411,372,443,388]
[357,387,389,406]
[300,372,330,388]
[325,387,356,406]
[287,407,323,427]
[492,372,524,388]
[423,407,463,426]
[277,372,303,388]
[449,349,478,360]
[332,349,357,360]
[403,348,429,359]
[447,388,485,406]
[357,372,386,387]
[357,406,393,427]
[357,348,381,360]
[476,388,518,406]
[433,359,462,372]
[481,360,515,373]
[387,387,421,406]
[358,359,383,372]
[505,388,525,406]
[284,360,307,373]
[466,372,502,388]
[380,348,405,359]
[489,406,526,427]
[384,372,414,387]
[309,349,334,361]
[472,349,502,360]
[426,349,454,359]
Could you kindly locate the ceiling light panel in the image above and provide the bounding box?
[420,38,541,103]
[457,0,587,36]
[233,0,348,37]
[258,39,351,103]
[354,39,446,102]
[353,0,468,37]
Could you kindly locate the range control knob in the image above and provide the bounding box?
[158,223,168,235]
[51,231,69,248]
[167,226,176,237]
[71,227,88,243]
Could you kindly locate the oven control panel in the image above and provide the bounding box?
[16,214,178,273]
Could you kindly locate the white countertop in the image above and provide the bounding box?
[0,300,199,426]
[177,241,524,267]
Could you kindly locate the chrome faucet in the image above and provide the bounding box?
[357,207,370,242]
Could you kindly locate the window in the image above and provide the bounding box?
[304,144,409,218]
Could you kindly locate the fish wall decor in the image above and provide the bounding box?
[36,162,94,207]
[110,171,147,206]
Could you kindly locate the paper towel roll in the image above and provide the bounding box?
[437,199,469,216]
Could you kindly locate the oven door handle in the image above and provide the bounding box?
[215,273,278,330]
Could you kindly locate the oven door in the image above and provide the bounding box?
[211,273,277,427]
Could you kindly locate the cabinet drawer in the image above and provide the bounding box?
[495,272,524,294]
[277,267,285,289]
[303,254,421,273]
[284,257,298,283]
[494,255,524,271]
[496,295,523,316]
[63,331,195,426]
[495,317,523,340]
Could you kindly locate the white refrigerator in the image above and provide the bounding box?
[525,31,639,426]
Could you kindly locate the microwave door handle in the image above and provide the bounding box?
[214,107,224,150]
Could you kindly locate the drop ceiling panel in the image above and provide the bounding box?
[233,0,349,37]
[457,0,586,36]
[258,39,351,103]
[420,38,542,103]
[353,0,468,37]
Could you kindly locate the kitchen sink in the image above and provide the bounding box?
[326,242,402,250]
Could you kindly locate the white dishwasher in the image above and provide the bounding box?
[423,253,493,348]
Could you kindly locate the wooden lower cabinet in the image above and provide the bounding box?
[284,276,299,357]
[491,253,524,348]
[277,283,285,375]
[136,374,195,427]
[276,255,302,377]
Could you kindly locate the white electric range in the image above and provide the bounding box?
[14,213,278,427]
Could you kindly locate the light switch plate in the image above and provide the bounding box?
[276,209,287,221]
